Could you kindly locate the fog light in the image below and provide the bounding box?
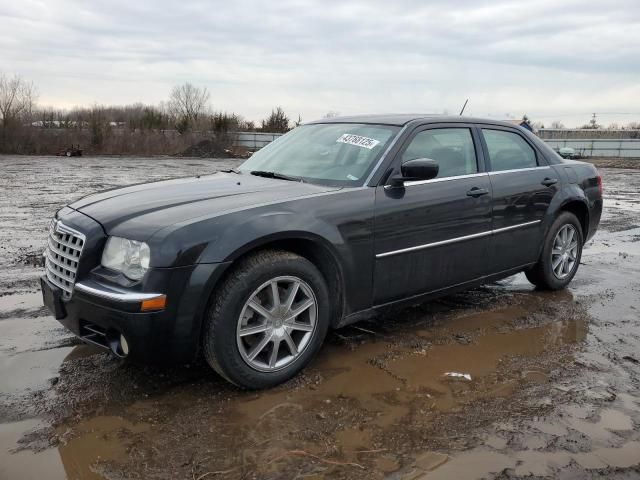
[120,334,129,356]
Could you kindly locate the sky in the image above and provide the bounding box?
[1,0,640,127]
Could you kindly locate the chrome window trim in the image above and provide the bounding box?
[489,166,551,175]
[401,172,487,188]
[75,280,164,303]
[375,220,541,259]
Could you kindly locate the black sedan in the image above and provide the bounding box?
[41,115,603,388]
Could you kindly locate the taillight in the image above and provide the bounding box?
[596,175,603,196]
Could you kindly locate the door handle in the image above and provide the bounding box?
[541,177,558,187]
[466,187,489,197]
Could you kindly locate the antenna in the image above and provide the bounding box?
[459,99,469,116]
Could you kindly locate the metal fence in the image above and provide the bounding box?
[232,131,640,158]
[543,138,640,158]
[233,132,282,151]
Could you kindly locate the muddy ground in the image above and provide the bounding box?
[0,155,639,480]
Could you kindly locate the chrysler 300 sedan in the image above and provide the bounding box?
[41,115,603,388]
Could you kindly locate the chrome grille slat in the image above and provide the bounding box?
[45,250,76,274]
[45,220,86,299]
[53,236,84,251]
[47,237,81,262]
[46,269,72,292]
[46,259,76,283]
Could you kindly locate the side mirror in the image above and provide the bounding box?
[388,158,439,188]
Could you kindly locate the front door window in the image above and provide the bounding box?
[401,128,478,178]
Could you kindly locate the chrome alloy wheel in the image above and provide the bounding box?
[236,276,317,372]
[551,224,579,279]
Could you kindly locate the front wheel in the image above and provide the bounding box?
[525,212,583,290]
[202,250,330,389]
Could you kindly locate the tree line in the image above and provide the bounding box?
[3,72,640,155]
[0,73,297,155]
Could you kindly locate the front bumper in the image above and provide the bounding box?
[40,261,230,364]
[42,275,167,359]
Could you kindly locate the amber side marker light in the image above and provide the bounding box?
[140,295,167,312]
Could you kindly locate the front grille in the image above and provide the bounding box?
[45,219,86,299]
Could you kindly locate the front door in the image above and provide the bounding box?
[480,127,559,272]
[373,125,493,305]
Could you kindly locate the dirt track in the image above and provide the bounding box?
[1,156,639,480]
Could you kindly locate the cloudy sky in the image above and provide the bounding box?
[1,0,639,126]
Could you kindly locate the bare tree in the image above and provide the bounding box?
[0,73,38,128]
[261,107,290,133]
[168,83,210,132]
[88,104,108,147]
[550,120,565,129]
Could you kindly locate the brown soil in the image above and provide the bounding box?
[1,156,639,479]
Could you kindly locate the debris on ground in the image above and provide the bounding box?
[444,372,472,381]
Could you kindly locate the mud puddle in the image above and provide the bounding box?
[1,288,590,479]
[1,158,640,479]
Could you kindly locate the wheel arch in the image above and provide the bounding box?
[203,232,347,333]
[546,184,590,243]
[558,199,590,242]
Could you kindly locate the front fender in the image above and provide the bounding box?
[149,187,376,317]
[197,211,345,264]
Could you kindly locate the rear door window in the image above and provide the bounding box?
[401,128,478,179]
[482,129,537,171]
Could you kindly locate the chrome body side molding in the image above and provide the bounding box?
[376,220,541,259]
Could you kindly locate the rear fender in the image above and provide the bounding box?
[537,185,589,258]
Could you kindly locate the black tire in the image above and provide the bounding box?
[202,250,330,389]
[525,212,583,290]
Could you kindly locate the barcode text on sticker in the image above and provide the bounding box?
[336,134,380,150]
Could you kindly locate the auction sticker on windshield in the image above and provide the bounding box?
[336,134,380,150]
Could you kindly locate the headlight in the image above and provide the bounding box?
[101,236,151,280]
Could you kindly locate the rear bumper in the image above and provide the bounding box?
[40,262,230,364]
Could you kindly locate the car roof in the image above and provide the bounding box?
[306,114,519,128]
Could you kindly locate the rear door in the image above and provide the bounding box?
[480,127,559,273]
[373,124,492,305]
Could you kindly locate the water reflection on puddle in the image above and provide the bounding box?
[2,291,590,479]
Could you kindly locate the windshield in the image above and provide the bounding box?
[238,123,400,186]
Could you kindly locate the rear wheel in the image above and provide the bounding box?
[525,212,583,290]
[203,250,330,389]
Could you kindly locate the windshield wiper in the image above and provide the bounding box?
[250,170,304,182]
[221,168,241,174]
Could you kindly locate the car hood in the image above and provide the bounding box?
[70,172,339,239]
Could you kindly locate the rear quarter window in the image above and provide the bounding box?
[482,129,537,171]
